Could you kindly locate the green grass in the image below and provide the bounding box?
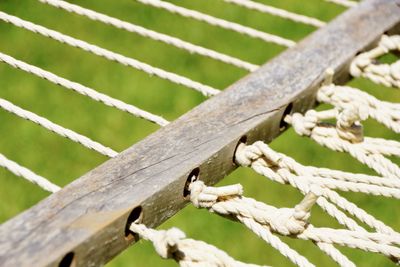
[0,0,399,266]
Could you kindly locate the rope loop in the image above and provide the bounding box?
[235,142,263,167]
[350,35,400,88]
[152,228,186,259]
[270,192,318,236]
[189,180,318,236]
[336,104,367,143]
[189,180,243,208]
[317,76,400,133]
[285,110,318,137]
[130,223,268,266]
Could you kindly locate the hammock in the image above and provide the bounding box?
[0,0,399,266]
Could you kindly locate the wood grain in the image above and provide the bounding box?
[0,0,399,266]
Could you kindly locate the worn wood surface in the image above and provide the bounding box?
[1,0,399,266]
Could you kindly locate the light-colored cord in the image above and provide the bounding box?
[0,153,60,193]
[317,75,400,133]
[350,35,400,88]
[223,0,325,28]
[0,11,219,96]
[235,141,400,262]
[0,52,169,126]
[0,98,118,157]
[325,0,357,8]
[130,223,268,266]
[285,109,400,178]
[39,0,258,72]
[136,0,296,47]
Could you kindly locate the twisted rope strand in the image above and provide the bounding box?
[0,153,60,193]
[237,146,365,233]
[236,142,399,235]
[130,223,268,266]
[136,0,296,47]
[286,110,400,178]
[39,0,258,72]
[0,11,219,96]
[239,217,317,267]
[237,142,400,194]
[317,83,400,133]
[325,0,357,8]
[350,35,400,88]
[0,98,118,157]
[222,0,325,28]
[189,181,363,266]
[2,3,399,265]
[0,52,169,126]
[315,242,355,267]
[191,181,400,259]
[235,140,400,266]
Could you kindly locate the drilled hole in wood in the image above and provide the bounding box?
[125,206,143,241]
[233,135,247,164]
[59,252,75,267]
[280,103,293,130]
[183,168,200,198]
[355,50,363,56]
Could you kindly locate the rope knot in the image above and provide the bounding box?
[379,35,400,52]
[129,224,186,260]
[235,141,285,170]
[189,180,243,208]
[317,84,336,103]
[391,60,400,80]
[269,207,308,235]
[336,104,368,143]
[234,142,263,167]
[286,110,318,136]
[152,227,186,259]
[269,191,318,236]
[350,55,371,77]
[350,35,400,88]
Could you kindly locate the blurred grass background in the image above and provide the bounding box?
[0,0,399,266]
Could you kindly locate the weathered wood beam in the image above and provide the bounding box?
[0,0,399,266]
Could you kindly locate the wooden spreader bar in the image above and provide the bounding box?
[0,0,399,266]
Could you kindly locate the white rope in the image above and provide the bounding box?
[0,98,118,158]
[0,153,60,193]
[317,78,400,133]
[1,4,398,266]
[190,181,400,260]
[222,0,325,28]
[136,0,296,48]
[0,52,169,126]
[189,181,357,267]
[325,0,357,8]
[235,142,399,245]
[235,144,366,234]
[189,181,400,265]
[188,181,316,267]
[315,242,355,267]
[285,109,400,178]
[236,142,399,233]
[236,142,400,197]
[0,11,219,97]
[318,186,397,236]
[130,223,267,267]
[39,0,258,72]
[238,217,318,267]
[350,35,400,88]
[238,200,355,267]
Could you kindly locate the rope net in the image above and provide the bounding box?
[0,0,325,192]
[0,1,398,266]
[129,36,400,267]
